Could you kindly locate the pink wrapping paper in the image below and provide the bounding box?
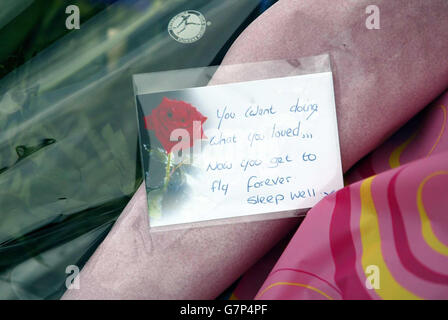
[63,0,448,299]
[255,92,448,299]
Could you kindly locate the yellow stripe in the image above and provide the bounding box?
[416,171,448,256]
[256,282,334,300]
[426,105,447,157]
[360,177,421,299]
[389,133,417,169]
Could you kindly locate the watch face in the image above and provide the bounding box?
[168,10,207,43]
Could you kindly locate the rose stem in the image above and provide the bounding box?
[163,152,172,191]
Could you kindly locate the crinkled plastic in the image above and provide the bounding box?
[0,0,277,299]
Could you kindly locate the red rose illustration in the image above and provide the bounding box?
[144,97,207,153]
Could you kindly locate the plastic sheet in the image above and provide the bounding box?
[0,0,277,299]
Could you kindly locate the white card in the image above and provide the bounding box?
[136,71,343,228]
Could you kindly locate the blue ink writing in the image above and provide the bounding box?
[211,179,229,195]
[240,159,262,172]
[290,188,316,200]
[302,152,317,161]
[245,105,276,118]
[268,154,293,168]
[209,132,237,146]
[247,132,265,147]
[216,106,235,129]
[247,193,285,205]
[247,175,292,192]
[271,122,301,138]
[290,98,319,120]
[206,161,232,171]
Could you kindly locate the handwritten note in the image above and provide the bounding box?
[137,71,343,227]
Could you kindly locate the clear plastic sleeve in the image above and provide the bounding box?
[133,54,343,232]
